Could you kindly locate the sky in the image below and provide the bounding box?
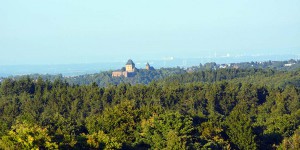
[0,0,300,65]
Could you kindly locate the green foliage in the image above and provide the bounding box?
[0,67,300,149]
[278,127,300,150]
[86,100,139,145]
[225,104,257,150]
[140,112,194,149]
[0,121,58,150]
[199,121,230,149]
[85,130,122,150]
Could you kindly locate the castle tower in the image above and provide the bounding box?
[146,62,150,70]
[125,59,135,72]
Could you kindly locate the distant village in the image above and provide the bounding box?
[112,59,154,77]
[186,59,299,73]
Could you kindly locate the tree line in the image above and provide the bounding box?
[6,59,300,88]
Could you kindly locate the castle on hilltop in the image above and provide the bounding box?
[112,59,154,77]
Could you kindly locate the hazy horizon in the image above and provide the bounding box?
[0,53,299,77]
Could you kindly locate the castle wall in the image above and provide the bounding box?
[112,71,123,77]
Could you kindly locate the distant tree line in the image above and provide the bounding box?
[4,59,299,88]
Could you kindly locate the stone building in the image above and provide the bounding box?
[112,71,129,77]
[112,59,155,77]
[112,59,136,77]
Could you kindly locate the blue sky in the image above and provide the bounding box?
[0,0,299,65]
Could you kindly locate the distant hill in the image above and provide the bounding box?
[0,54,299,77]
[2,59,300,87]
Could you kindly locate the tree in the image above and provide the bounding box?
[0,121,58,149]
[142,112,195,149]
[86,130,122,150]
[226,108,257,150]
[86,100,139,146]
[199,121,230,149]
[279,127,300,150]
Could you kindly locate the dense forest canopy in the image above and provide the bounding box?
[0,60,300,149]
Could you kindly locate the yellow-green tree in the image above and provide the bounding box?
[0,121,58,150]
[279,127,300,150]
[86,99,139,145]
[85,130,122,150]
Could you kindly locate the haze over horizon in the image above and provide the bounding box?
[1,0,300,65]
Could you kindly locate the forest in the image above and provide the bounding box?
[0,67,300,149]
